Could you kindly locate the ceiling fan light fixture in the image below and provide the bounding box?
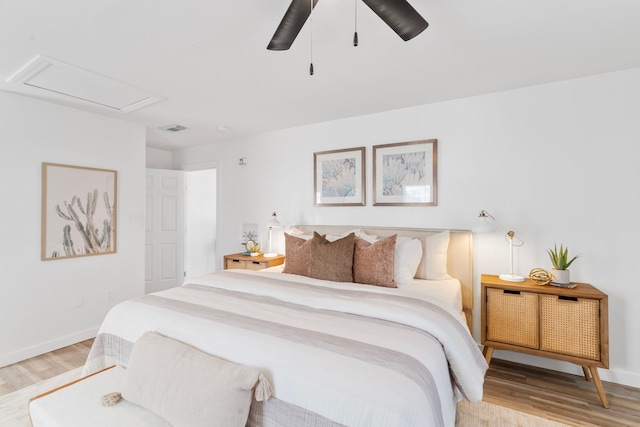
[353,0,359,47]
[267,0,319,51]
[267,0,428,52]
[268,0,428,75]
[361,0,428,41]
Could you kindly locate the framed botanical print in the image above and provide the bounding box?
[373,139,437,206]
[314,147,365,206]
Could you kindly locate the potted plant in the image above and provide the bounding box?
[248,243,261,257]
[546,244,579,284]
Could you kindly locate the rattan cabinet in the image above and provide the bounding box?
[481,274,609,408]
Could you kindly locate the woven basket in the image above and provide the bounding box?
[486,288,539,348]
[539,295,600,360]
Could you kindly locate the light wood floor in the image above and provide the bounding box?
[484,359,640,427]
[1,343,639,426]
[0,339,93,397]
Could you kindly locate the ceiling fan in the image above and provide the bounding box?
[267,0,429,51]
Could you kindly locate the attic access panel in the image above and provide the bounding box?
[6,55,163,113]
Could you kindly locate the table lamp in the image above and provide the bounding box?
[476,209,525,282]
[264,212,282,258]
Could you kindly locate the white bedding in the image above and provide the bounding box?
[83,270,486,427]
[261,265,464,317]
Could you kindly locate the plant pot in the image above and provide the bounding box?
[551,268,570,284]
[250,252,259,257]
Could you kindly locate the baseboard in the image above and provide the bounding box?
[490,349,640,390]
[0,327,98,368]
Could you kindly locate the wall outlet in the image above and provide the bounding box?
[107,289,115,301]
[73,294,83,307]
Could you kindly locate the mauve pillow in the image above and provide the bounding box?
[353,235,397,288]
[283,233,313,276]
[307,232,355,282]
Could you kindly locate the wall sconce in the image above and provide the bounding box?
[264,212,282,258]
[476,210,525,282]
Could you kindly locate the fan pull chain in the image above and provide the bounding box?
[353,0,359,46]
[309,0,314,75]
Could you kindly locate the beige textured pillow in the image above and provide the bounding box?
[283,233,313,276]
[122,332,272,427]
[307,232,355,282]
[353,235,397,288]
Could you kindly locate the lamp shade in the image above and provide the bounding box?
[473,209,496,233]
[266,212,281,229]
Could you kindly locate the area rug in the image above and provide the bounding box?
[0,367,82,427]
[1,368,570,427]
[456,399,571,427]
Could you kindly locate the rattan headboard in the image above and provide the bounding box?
[292,225,474,332]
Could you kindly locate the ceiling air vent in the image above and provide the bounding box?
[6,55,164,113]
[159,124,187,133]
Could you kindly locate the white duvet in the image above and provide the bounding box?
[84,270,487,427]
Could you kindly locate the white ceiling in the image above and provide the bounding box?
[2,0,639,151]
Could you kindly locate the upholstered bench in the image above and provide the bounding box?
[29,366,171,427]
[30,332,272,427]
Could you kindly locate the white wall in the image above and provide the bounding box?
[0,92,146,367]
[146,146,173,169]
[173,67,640,388]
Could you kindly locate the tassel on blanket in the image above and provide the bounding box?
[102,392,122,407]
[253,373,273,402]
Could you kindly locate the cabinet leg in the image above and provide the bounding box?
[582,366,592,381]
[482,346,494,365]
[588,366,610,409]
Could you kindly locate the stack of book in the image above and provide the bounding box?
[548,281,577,289]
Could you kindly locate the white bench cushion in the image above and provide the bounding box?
[29,366,171,427]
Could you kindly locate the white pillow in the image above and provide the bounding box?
[290,228,378,243]
[121,332,272,427]
[355,230,378,243]
[325,228,377,243]
[424,230,451,280]
[394,237,423,285]
[287,227,313,240]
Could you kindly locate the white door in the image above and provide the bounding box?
[145,169,185,294]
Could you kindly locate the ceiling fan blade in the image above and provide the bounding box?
[361,0,428,41]
[267,0,320,51]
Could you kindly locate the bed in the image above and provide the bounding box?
[83,226,487,427]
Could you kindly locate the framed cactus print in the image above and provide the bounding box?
[41,162,117,260]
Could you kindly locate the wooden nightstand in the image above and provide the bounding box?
[481,274,610,408]
[223,253,285,271]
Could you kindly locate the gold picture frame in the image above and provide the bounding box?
[41,162,117,260]
[373,139,437,206]
[314,147,366,206]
